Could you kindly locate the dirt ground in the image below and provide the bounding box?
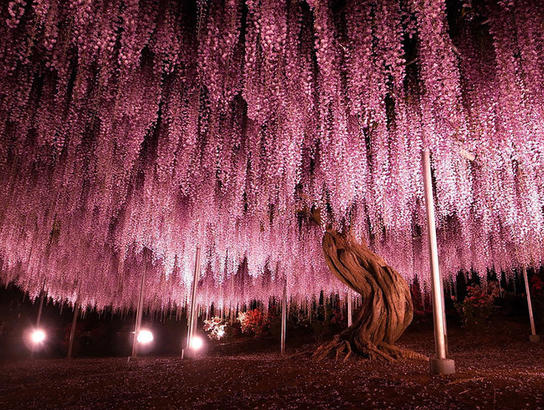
[1,322,543,409]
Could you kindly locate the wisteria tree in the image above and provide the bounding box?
[0,0,543,358]
[315,229,426,360]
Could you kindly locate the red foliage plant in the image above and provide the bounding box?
[530,274,544,297]
[238,309,270,336]
[453,284,498,327]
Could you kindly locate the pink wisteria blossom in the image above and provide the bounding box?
[0,0,542,310]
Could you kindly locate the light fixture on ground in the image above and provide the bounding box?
[30,328,46,345]
[189,335,204,351]
[136,329,154,344]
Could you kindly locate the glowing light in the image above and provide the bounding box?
[216,328,225,338]
[30,329,46,344]
[189,335,204,350]
[136,329,154,344]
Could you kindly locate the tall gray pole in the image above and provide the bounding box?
[280,279,287,354]
[67,301,79,359]
[422,148,455,375]
[131,269,146,358]
[347,292,353,327]
[184,246,201,357]
[522,267,541,343]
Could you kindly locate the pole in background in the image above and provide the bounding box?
[280,279,287,354]
[422,148,455,375]
[36,290,45,328]
[183,246,201,358]
[131,268,146,359]
[67,301,79,359]
[347,292,353,328]
[522,267,541,343]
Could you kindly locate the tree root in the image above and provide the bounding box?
[313,335,428,362]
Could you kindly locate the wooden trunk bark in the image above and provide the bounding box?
[314,230,427,361]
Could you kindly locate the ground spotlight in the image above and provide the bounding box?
[189,335,204,351]
[30,328,46,345]
[136,329,154,344]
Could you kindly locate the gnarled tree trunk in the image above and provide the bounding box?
[314,230,427,361]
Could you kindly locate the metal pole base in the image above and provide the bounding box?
[529,335,541,343]
[430,358,455,375]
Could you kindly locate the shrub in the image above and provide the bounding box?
[530,274,544,297]
[237,308,269,336]
[453,284,497,327]
[531,272,544,326]
[203,317,227,340]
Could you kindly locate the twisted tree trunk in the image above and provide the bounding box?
[314,230,427,361]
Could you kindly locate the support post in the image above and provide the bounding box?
[347,292,353,327]
[184,246,201,358]
[131,269,146,359]
[522,267,541,343]
[422,148,455,375]
[36,291,45,327]
[67,301,79,359]
[280,279,287,354]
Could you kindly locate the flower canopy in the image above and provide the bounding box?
[0,0,543,309]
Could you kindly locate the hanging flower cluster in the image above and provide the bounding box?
[0,0,543,310]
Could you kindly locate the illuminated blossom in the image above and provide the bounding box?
[0,0,542,310]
